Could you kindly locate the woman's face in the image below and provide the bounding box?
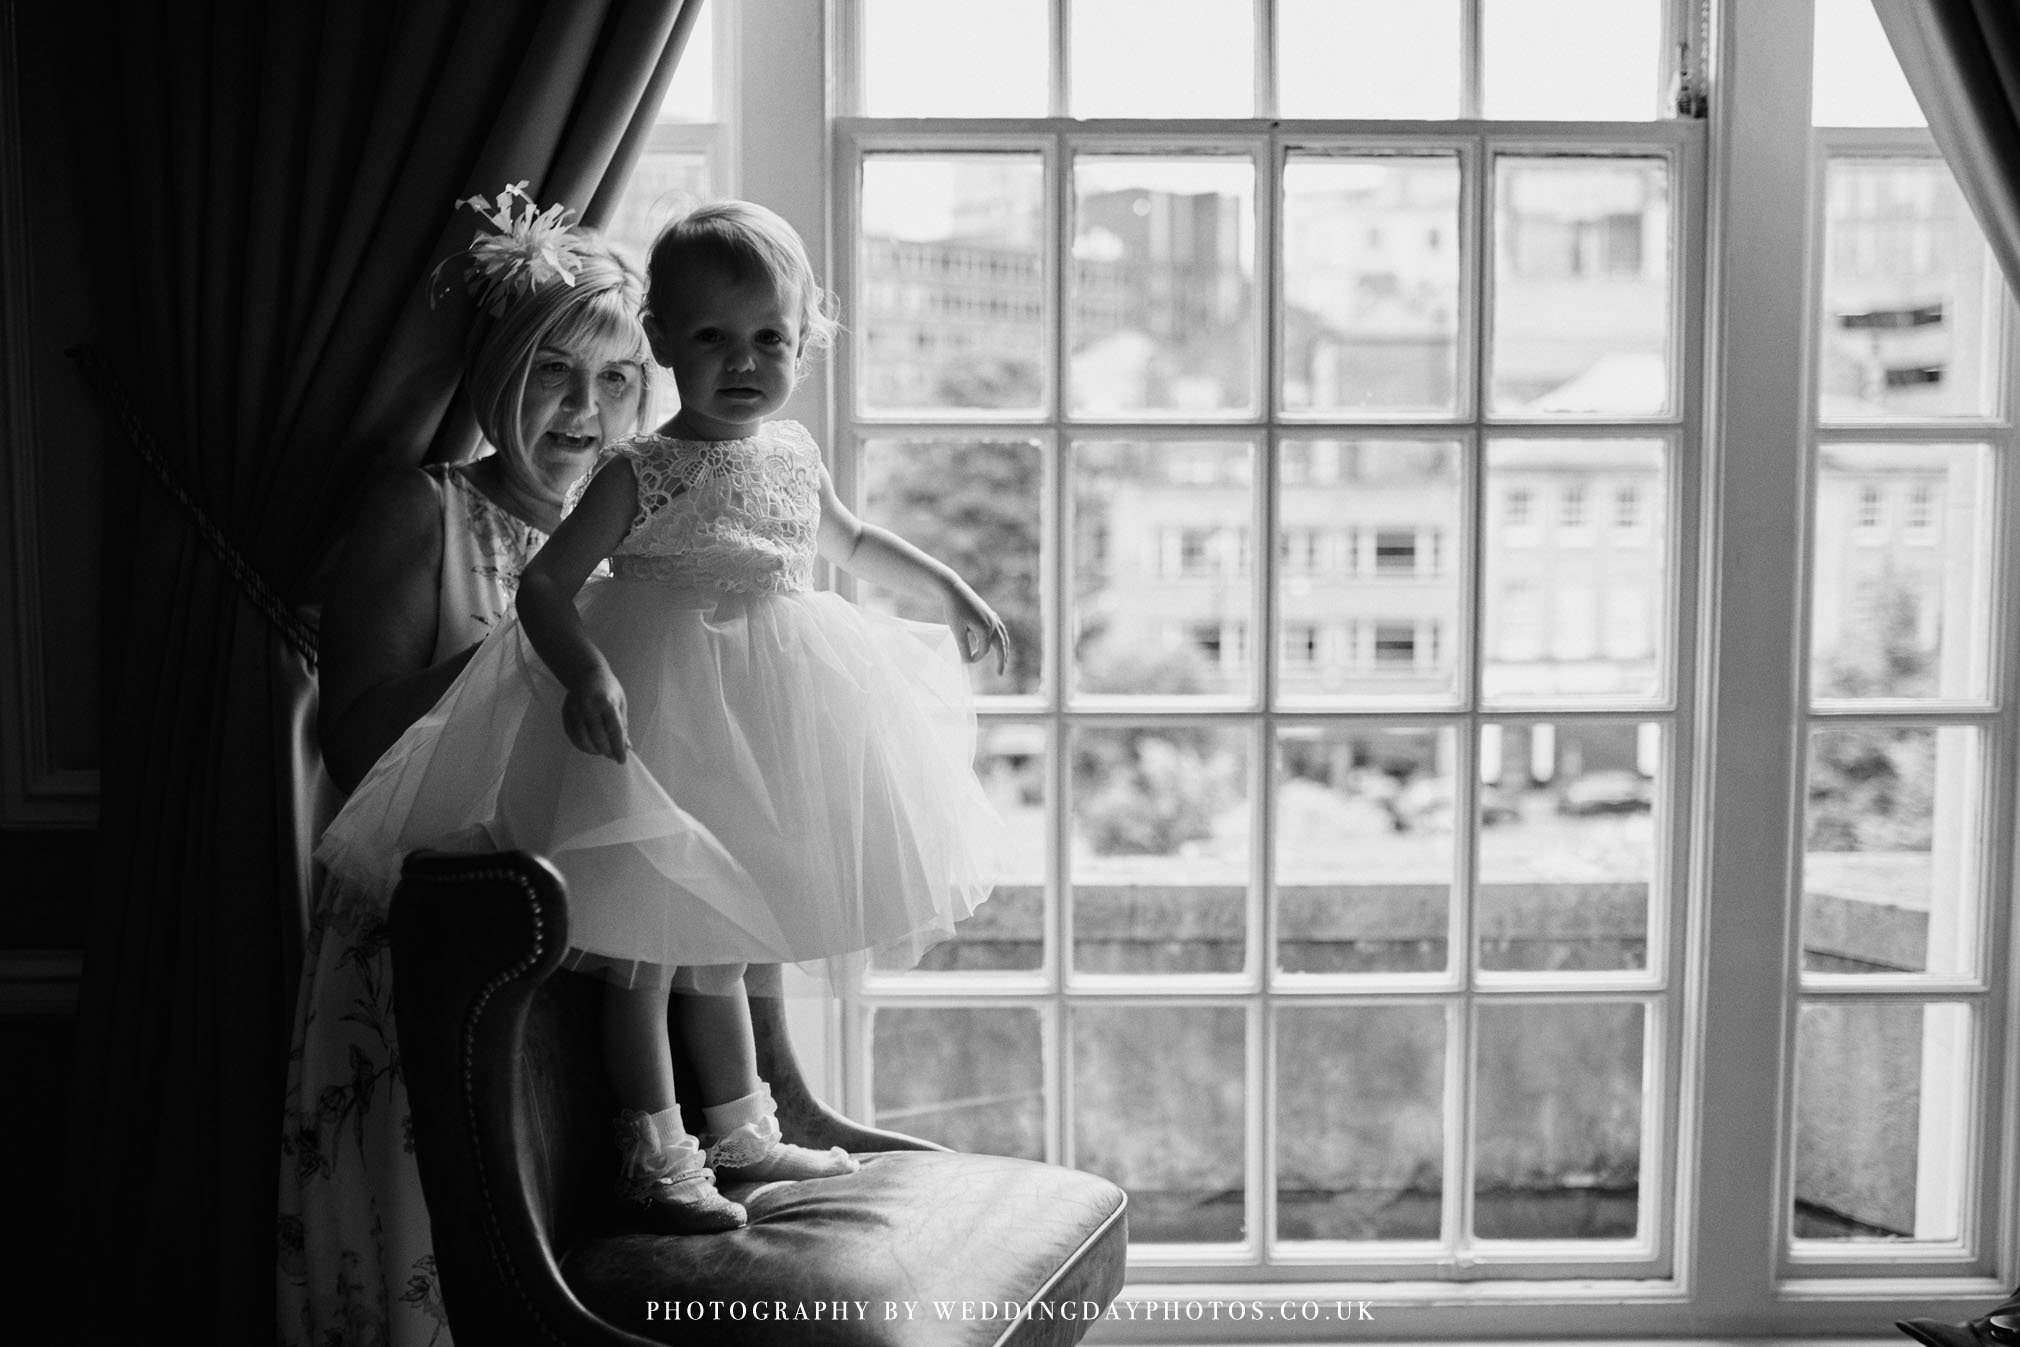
[516,332,646,489]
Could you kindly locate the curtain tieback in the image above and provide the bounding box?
[66,342,319,671]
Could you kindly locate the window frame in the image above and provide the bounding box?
[724,0,2020,1334]
[826,33,1704,1311]
[1779,113,2020,1286]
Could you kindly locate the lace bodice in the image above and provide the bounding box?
[604,421,823,593]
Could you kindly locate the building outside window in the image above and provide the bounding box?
[652,0,2020,1334]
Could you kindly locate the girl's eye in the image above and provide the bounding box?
[757,331,785,347]
[693,328,721,342]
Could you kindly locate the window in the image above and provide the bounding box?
[1614,483,1642,531]
[1286,621,1319,656]
[603,2,733,259]
[1855,481,1886,533]
[1373,528,1418,577]
[729,0,2020,1330]
[1905,480,1937,538]
[1559,482,1589,531]
[834,0,1690,1293]
[1792,0,2011,1280]
[1371,620,1418,667]
[1279,527,1321,575]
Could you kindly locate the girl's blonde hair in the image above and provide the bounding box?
[465,231,654,502]
[646,200,839,369]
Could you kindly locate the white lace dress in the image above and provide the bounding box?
[316,420,1008,990]
[278,463,544,1347]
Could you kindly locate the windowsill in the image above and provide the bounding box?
[1068,1273,2011,1343]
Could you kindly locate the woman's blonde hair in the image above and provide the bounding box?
[646,200,839,369]
[464,231,654,501]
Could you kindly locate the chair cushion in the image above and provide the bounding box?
[563,1151,1128,1346]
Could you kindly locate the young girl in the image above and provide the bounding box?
[316,200,1011,1235]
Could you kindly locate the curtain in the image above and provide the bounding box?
[1872,0,2020,293]
[64,2,700,1339]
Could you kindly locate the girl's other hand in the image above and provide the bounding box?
[945,586,1010,675]
[564,669,631,762]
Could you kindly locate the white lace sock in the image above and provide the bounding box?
[614,1105,748,1233]
[702,1083,860,1182]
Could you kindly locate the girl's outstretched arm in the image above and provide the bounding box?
[518,457,640,762]
[815,466,1009,673]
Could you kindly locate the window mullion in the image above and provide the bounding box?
[1255,125,1284,1261]
[1050,0,1068,118]
[1688,0,1816,1321]
[1448,128,1491,1268]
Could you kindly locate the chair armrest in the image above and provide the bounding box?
[391,849,657,1347]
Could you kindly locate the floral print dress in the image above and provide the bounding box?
[277,463,543,1347]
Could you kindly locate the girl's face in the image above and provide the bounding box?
[516,333,646,489]
[647,269,802,440]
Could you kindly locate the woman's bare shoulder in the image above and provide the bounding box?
[338,465,448,576]
[357,464,447,530]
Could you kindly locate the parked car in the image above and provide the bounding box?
[1555,769,1653,816]
[1392,776,1522,832]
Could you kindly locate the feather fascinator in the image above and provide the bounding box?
[432,181,588,315]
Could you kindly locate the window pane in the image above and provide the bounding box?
[1794,1001,1971,1240]
[1071,156,1257,415]
[862,0,1047,117]
[1277,1005,1446,1241]
[1810,444,1993,703]
[1803,726,1982,978]
[605,150,711,256]
[861,436,1044,696]
[873,1005,1045,1158]
[1071,725,1251,974]
[1482,0,1665,122]
[1069,0,1254,118]
[1819,160,1999,420]
[859,155,1048,415]
[656,2,714,122]
[1812,0,1926,128]
[1075,1004,1246,1242]
[1073,439,1256,699]
[1277,439,1464,706]
[1493,157,1672,416]
[1275,726,1456,976]
[1477,722,1658,973]
[881,723,1047,973]
[1278,0,1460,120]
[1282,155,1463,416]
[1474,1001,1644,1240]
[1483,439,1667,703]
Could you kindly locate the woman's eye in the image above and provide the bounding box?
[600,369,632,388]
[693,328,721,342]
[536,361,570,380]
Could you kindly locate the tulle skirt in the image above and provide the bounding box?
[316,577,1009,989]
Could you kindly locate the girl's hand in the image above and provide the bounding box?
[945,585,1010,675]
[563,669,631,763]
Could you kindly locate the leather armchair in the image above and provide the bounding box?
[1899,1286,2020,1347]
[389,849,1129,1346]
